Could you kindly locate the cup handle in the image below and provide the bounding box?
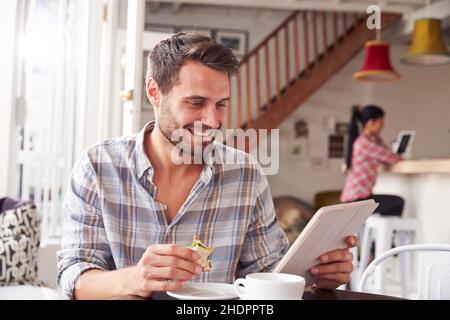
[234,278,246,299]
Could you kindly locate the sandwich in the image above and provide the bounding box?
[189,235,214,272]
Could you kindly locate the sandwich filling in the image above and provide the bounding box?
[189,235,214,272]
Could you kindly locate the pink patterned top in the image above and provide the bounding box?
[340,134,400,202]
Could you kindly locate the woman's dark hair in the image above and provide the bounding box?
[345,104,385,170]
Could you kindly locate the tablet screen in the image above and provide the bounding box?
[396,134,411,154]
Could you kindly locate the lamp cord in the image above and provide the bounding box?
[376,0,381,41]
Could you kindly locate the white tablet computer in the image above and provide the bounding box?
[393,130,415,155]
[273,200,378,287]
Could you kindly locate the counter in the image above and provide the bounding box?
[386,159,450,174]
[374,159,450,244]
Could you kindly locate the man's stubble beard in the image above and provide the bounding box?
[157,100,214,159]
[157,100,182,148]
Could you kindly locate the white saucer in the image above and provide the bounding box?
[167,282,238,300]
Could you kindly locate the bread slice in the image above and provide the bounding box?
[189,235,214,272]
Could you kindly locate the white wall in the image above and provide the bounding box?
[267,42,450,205]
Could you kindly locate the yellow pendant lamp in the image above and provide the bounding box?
[402,18,450,66]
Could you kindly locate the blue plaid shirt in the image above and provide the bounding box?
[57,121,288,299]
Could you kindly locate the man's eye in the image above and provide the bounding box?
[216,104,226,109]
[191,101,204,107]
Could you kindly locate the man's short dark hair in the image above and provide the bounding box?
[146,32,240,94]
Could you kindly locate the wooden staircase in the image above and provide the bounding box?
[226,10,401,132]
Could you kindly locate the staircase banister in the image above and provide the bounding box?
[246,11,402,131]
[239,10,298,65]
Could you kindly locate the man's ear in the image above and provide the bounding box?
[147,78,160,108]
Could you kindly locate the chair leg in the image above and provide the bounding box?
[358,224,372,287]
[397,231,408,297]
[397,230,414,298]
[349,246,359,290]
[374,222,392,293]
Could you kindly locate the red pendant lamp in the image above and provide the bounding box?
[354,40,400,82]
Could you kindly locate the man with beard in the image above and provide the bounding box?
[57,33,358,299]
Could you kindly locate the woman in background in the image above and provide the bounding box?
[341,105,404,216]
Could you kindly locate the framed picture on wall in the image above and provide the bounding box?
[328,134,345,158]
[335,122,350,135]
[288,139,309,161]
[215,30,248,58]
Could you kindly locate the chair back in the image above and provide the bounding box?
[313,190,342,211]
[418,249,450,299]
[358,244,450,299]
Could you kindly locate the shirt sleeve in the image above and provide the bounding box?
[236,166,289,278]
[357,137,400,165]
[56,152,115,299]
[374,135,388,148]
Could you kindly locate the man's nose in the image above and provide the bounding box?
[202,104,221,129]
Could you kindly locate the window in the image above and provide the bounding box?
[15,0,88,241]
[11,0,119,242]
[5,0,139,242]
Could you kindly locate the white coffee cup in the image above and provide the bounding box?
[234,272,305,300]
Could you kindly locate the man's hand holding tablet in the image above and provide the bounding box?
[273,200,378,289]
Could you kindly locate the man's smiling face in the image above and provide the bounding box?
[151,59,230,155]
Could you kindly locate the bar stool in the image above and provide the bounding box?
[357,214,421,296]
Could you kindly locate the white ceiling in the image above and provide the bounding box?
[146,0,437,14]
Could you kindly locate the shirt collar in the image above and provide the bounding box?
[134,121,155,181]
